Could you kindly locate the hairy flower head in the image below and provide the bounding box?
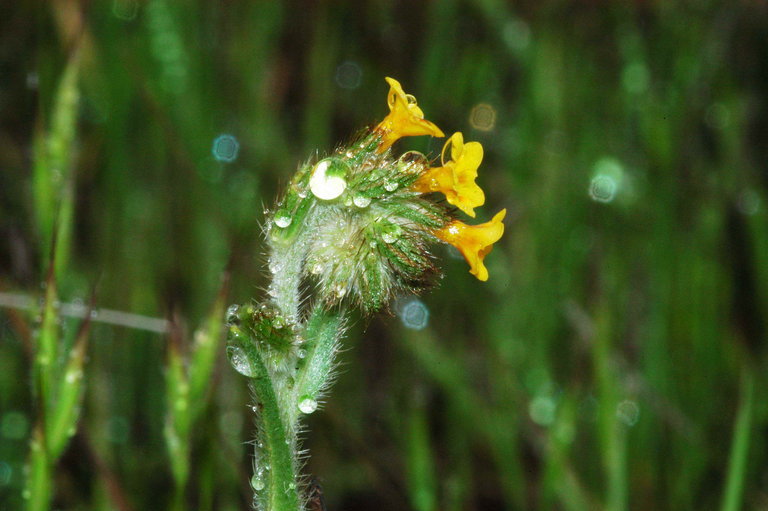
[266,78,504,315]
[413,132,485,217]
[434,209,506,281]
[375,77,444,152]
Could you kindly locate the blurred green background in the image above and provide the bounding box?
[2,0,768,510]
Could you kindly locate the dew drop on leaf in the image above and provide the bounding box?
[353,195,371,208]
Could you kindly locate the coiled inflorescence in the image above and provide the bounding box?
[267,77,506,314]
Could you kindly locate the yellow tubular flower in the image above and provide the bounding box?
[413,132,485,217]
[375,77,444,152]
[435,209,506,281]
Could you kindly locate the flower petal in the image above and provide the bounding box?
[434,209,506,281]
[375,77,444,151]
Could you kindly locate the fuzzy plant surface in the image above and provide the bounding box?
[226,77,505,511]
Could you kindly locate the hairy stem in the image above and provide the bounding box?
[241,339,301,511]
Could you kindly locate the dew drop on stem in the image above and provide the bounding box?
[227,346,257,377]
[298,396,318,414]
[274,209,293,228]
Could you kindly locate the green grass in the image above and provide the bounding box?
[1,1,767,510]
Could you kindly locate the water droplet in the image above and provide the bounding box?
[251,474,265,491]
[299,397,318,414]
[274,210,292,228]
[384,180,398,192]
[272,316,285,329]
[333,283,347,299]
[382,224,402,244]
[269,259,283,274]
[226,304,240,325]
[297,349,307,359]
[309,263,324,275]
[589,158,624,203]
[616,400,640,426]
[738,189,761,216]
[297,188,308,198]
[343,196,353,207]
[469,103,497,132]
[310,159,348,200]
[502,18,531,51]
[529,395,557,426]
[212,134,240,163]
[589,175,618,203]
[227,346,256,377]
[335,61,362,89]
[396,297,429,330]
[353,195,371,208]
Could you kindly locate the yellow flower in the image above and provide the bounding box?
[375,77,444,151]
[435,209,506,281]
[412,132,485,217]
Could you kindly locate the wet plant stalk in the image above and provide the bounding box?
[227,301,344,511]
[225,77,504,510]
[241,339,301,511]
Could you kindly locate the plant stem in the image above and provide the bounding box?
[241,340,301,511]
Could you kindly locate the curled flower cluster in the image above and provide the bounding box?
[267,77,505,315]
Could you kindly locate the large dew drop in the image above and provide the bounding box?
[227,346,256,377]
[309,159,347,200]
[298,396,318,414]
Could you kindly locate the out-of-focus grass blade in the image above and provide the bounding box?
[46,304,93,459]
[720,369,754,511]
[35,257,60,409]
[164,325,191,492]
[32,49,81,277]
[25,426,51,511]
[593,306,627,511]
[405,398,438,511]
[188,272,230,411]
[165,274,229,510]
